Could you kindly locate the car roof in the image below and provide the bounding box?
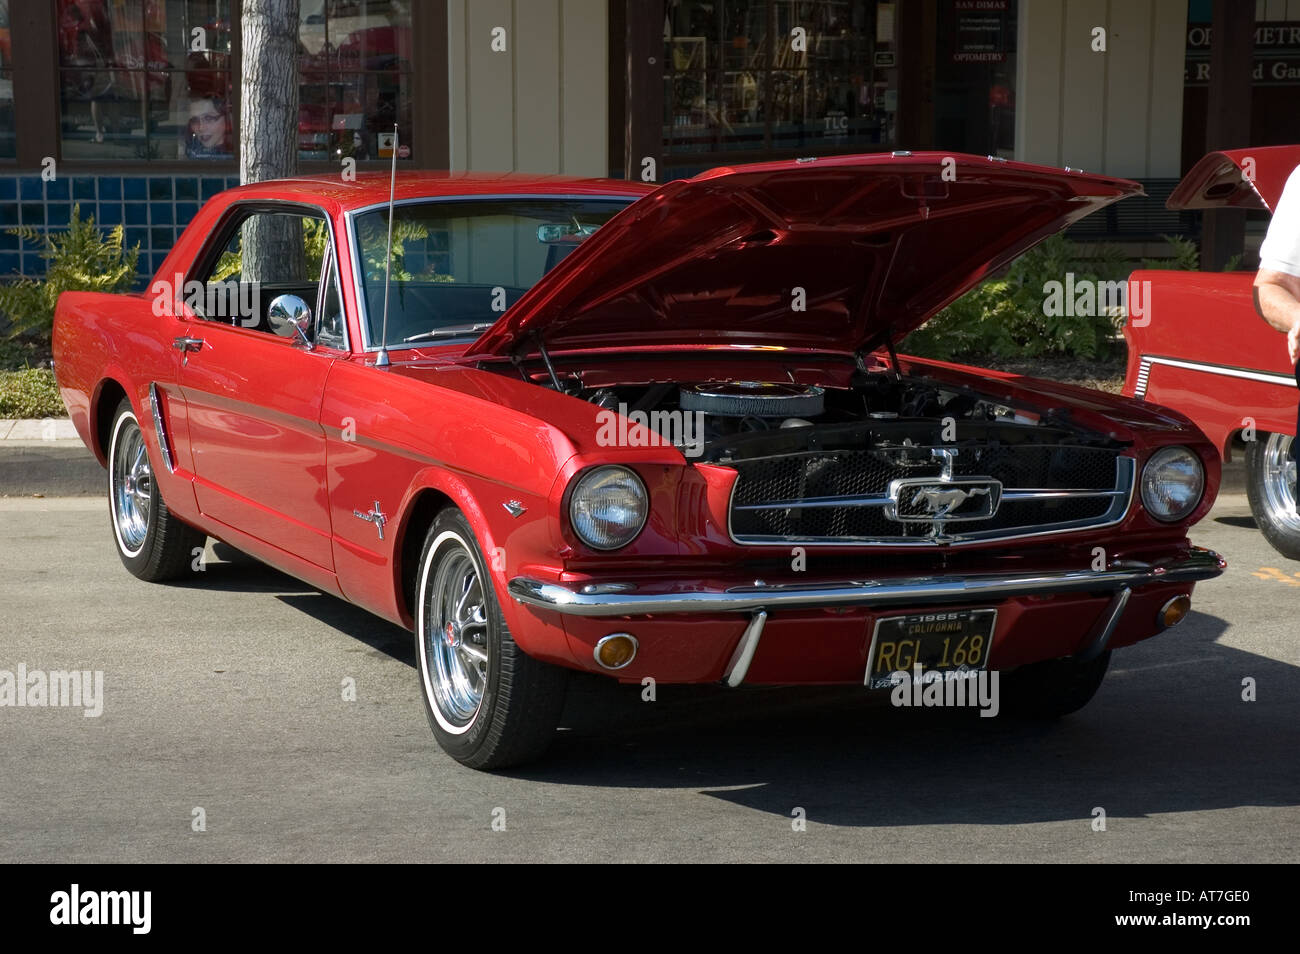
[217,171,656,215]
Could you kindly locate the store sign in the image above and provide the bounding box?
[951,0,1009,64]
[822,110,849,142]
[1185,22,1300,86]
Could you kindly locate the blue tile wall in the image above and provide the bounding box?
[0,174,240,287]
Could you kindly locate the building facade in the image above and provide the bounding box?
[0,0,1296,281]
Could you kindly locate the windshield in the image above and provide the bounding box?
[352,197,631,348]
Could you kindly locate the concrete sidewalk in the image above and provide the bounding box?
[0,418,103,496]
[0,417,80,443]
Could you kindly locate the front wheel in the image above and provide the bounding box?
[414,509,568,770]
[107,398,205,581]
[1245,432,1300,561]
[1000,650,1111,719]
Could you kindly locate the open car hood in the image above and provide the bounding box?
[469,152,1142,358]
[1166,145,1300,213]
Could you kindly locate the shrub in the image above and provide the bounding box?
[0,205,140,339]
[0,368,64,419]
[903,234,1213,362]
[1139,235,1200,271]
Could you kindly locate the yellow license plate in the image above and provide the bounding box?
[865,609,997,690]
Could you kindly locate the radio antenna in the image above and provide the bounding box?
[375,123,399,369]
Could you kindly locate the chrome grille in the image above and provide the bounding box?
[728,444,1133,545]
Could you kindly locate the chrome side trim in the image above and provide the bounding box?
[727,457,1136,547]
[508,547,1225,617]
[722,611,767,687]
[1140,355,1298,390]
[147,382,175,473]
[313,224,351,353]
[1134,357,1151,398]
[1071,586,1131,663]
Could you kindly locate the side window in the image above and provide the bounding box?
[315,243,346,350]
[192,209,332,337]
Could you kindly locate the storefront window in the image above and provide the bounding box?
[298,0,413,163]
[933,0,1016,157]
[57,0,234,161]
[663,0,897,159]
[1182,4,1300,171]
[0,0,13,159]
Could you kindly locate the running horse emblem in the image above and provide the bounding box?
[910,485,991,518]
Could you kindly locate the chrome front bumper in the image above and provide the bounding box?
[507,547,1225,618]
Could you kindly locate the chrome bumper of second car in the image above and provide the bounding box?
[507,547,1226,618]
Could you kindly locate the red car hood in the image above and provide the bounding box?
[1166,145,1300,213]
[469,152,1141,358]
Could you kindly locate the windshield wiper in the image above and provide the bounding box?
[401,323,494,343]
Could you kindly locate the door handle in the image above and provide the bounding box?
[173,336,204,353]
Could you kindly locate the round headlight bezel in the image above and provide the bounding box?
[1140,445,1205,523]
[567,465,649,551]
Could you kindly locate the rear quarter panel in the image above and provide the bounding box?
[52,290,201,520]
[52,191,236,512]
[1123,270,1298,457]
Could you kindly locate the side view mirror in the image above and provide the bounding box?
[267,294,314,349]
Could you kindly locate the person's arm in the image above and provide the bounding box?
[1253,269,1300,363]
[1255,165,1300,365]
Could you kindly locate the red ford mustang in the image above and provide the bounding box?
[1124,145,1300,559]
[53,153,1225,768]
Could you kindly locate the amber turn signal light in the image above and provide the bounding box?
[1158,595,1192,629]
[593,633,638,670]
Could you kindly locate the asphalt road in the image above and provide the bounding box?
[1,492,1297,863]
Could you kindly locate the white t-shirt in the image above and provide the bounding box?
[1259,164,1300,277]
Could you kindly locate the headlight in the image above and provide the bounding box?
[1140,446,1204,522]
[569,466,648,550]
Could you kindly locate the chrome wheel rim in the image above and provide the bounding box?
[422,539,490,729]
[111,414,152,556]
[1260,432,1300,532]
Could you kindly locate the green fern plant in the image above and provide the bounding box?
[0,205,141,339]
[1139,234,1201,271]
[358,218,454,283]
[904,233,1211,363]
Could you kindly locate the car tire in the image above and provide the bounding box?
[107,397,206,582]
[1000,650,1111,720]
[414,508,569,770]
[1245,432,1300,561]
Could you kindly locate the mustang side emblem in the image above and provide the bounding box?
[911,485,990,518]
[352,501,388,540]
